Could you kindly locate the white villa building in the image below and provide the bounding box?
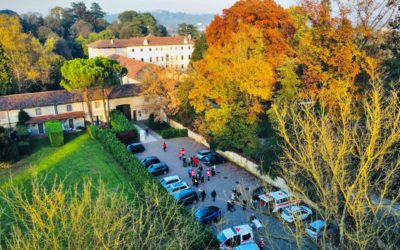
[88,35,194,70]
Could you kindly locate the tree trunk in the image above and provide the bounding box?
[84,88,94,124]
[339,204,347,246]
[101,87,110,127]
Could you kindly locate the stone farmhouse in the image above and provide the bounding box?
[0,85,155,135]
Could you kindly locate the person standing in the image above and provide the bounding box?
[178,150,182,160]
[211,190,217,202]
[201,189,206,201]
[191,167,195,178]
[193,156,199,167]
[162,142,167,152]
[194,176,199,187]
[181,148,186,157]
[182,157,187,167]
[227,200,231,212]
[206,168,211,181]
[188,166,192,178]
[212,164,216,176]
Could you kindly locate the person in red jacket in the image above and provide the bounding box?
[162,142,167,152]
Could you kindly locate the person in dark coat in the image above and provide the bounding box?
[211,190,217,202]
[188,166,192,178]
[201,189,206,201]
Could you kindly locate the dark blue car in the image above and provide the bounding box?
[194,206,222,224]
[147,163,169,176]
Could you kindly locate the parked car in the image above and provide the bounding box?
[218,224,254,249]
[281,205,312,223]
[194,206,222,224]
[166,181,190,194]
[203,152,227,166]
[251,185,279,202]
[306,220,339,241]
[160,175,182,188]
[127,143,145,153]
[196,149,212,161]
[233,242,260,250]
[173,188,198,205]
[141,156,160,168]
[147,163,169,176]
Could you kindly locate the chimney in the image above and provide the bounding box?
[144,38,149,45]
[183,36,188,44]
[188,34,192,42]
[110,39,114,45]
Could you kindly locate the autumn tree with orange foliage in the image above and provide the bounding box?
[206,0,295,67]
[189,26,275,151]
[296,0,374,109]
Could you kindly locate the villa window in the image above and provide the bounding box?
[67,104,72,112]
[181,55,184,60]
[141,58,144,62]
[150,57,153,62]
[140,48,143,52]
[35,108,41,116]
[149,48,152,51]
[132,48,135,52]
[95,101,101,109]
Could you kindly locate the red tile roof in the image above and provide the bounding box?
[0,84,142,111]
[87,35,194,48]
[108,54,150,80]
[26,111,85,124]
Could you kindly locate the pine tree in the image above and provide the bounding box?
[0,42,11,95]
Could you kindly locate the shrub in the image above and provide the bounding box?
[17,110,30,125]
[17,141,31,155]
[88,125,98,139]
[147,113,170,130]
[16,124,29,140]
[44,120,64,147]
[159,128,188,139]
[0,162,12,169]
[110,110,138,142]
[116,130,137,145]
[0,127,19,163]
[93,129,218,249]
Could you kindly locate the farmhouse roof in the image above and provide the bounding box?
[0,84,141,111]
[108,54,150,80]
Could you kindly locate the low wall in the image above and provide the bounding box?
[168,118,289,191]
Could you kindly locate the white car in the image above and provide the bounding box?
[160,175,181,188]
[166,181,190,194]
[281,205,312,223]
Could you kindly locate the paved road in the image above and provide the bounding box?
[135,124,316,250]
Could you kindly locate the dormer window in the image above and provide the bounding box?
[144,38,149,45]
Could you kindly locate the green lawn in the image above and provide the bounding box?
[0,133,134,195]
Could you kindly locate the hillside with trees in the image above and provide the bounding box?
[0,2,167,95]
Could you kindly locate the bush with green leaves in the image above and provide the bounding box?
[16,125,29,140]
[44,120,64,147]
[17,141,31,155]
[159,128,188,139]
[0,126,19,163]
[93,128,218,249]
[87,125,98,139]
[147,113,170,130]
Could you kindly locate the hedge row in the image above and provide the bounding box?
[44,120,64,147]
[94,128,218,249]
[159,128,188,139]
[110,110,137,133]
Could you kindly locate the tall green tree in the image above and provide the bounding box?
[191,33,208,62]
[178,23,199,38]
[0,42,11,95]
[61,58,106,123]
[94,57,127,126]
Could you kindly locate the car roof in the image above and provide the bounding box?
[198,149,211,153]
[168,181,187,188]
[233,242,260,250]
[150,162,166,168]
[161,175,180,182]
[195,206,219,213]
[309,220,326,229]
[269,190,291,200]
[284,206,301,213]
[143,156,158,161]
[130,143,142,146]
[173,187,196,198]
[220,224,252,239]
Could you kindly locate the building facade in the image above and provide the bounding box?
[88,35,194,70]
[0,85,156,135]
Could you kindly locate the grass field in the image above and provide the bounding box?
[0,132,133,194]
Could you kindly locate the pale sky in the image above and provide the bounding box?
[0,0,297,15]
